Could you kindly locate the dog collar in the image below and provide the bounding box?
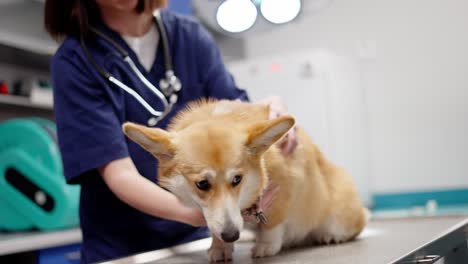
[241,182,279,225]
[242,202,268,224]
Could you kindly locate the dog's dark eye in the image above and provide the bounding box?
[196,180,211,191]
[232,175,242,187]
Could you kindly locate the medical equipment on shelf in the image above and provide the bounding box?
[0,81,8,95]
[80,15,181,127]
[0,118,80,231]
[27,77,53,107]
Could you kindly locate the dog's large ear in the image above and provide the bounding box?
[122,122,175,161]
[246,116,295,155]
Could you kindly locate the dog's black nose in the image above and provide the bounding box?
[221,230,240,243]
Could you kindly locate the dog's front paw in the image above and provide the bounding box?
[208,243,233,263]
[251,241,281,258]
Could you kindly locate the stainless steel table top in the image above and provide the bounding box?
[0,228,81,255]
[101,215,467,264]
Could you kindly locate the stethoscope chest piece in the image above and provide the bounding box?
[159,70,182,98]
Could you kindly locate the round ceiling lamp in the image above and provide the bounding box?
[260,0,302,24]
[216,0,258,33]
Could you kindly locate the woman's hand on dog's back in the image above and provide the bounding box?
[256,95,299,155]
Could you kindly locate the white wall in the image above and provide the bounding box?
[234,0,468,194]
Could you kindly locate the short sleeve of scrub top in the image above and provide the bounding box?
[194,21,249,101]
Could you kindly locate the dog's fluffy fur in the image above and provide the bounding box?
[123,100,368,262]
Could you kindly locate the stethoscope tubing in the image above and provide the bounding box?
[79,15,179,126]
[124,56,170,111]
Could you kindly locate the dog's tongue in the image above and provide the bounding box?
[241,206,258,223]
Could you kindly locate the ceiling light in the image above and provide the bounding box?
[216,0,258,33]
[260,0,301,24]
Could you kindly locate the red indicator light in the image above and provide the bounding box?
[270,63,281,73]
[0,82,8,94]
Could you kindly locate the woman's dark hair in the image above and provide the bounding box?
[44,0,148,41]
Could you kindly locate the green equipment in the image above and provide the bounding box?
[0,118,80,231]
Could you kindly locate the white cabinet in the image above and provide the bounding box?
[228,49,371,205]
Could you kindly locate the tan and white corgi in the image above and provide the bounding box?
[123,100,368,262]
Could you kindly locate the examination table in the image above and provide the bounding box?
[100,215,468,264]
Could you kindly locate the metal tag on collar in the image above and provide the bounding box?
[256,211,268,225]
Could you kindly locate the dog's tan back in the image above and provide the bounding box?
[123,99,368,261]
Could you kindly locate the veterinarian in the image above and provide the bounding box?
[45,0,297,263]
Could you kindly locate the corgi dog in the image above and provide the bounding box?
[123,100,368,262]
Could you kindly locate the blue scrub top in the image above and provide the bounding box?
[51,10,248,263]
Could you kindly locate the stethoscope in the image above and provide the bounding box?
[80,15,181,126]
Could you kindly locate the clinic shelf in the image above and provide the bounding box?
[0,32,56,57]
[0,0,57,57]
[0,95,53,111]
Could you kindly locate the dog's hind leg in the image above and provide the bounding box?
[251,224,284,258]
[312,206,369,245]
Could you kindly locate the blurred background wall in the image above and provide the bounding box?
[211,0,468,205]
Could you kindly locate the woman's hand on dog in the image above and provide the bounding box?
[256,95,298,155]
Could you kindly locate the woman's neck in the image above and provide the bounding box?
[100,8,154,37]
